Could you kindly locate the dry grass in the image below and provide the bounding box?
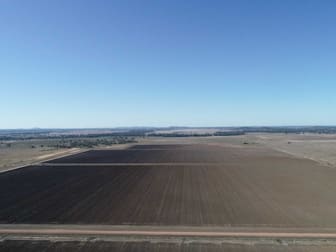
[250,133,336,167]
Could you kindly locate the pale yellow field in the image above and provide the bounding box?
[0,140,80,171]
[140,133,336,168]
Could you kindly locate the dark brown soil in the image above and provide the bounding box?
[0,240,332,252]
[1,145,336,226]
[47,144,285,163]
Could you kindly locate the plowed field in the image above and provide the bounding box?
[1,144,336,226]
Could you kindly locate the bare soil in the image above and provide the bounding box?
[0,240,333,252]
[1,144,336,227]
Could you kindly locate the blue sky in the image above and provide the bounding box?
[1,0,335,128]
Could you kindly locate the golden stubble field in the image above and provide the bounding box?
[139,133,336,168]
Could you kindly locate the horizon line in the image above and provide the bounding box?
[1,125,336,131]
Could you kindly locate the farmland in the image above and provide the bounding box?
[0,136,135,172]
[47,144,286,164]
[2,138,336,251]
[0,240,332,252]
[1,143,336,227]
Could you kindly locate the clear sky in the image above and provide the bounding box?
[1,0,335,128]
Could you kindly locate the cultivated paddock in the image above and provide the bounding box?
[46,144,287,164]
[1,143,336,227]
[0,240,332,252]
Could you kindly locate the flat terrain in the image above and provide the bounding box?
[4,224,336,238]
[1,144,336,227]
[3,133,336,170]
[1,240,332,252]
[47,144,286,164]
[251,133,336,167]
[0,137,133,172]
[2,224,336,251]
[2,140,336,251]
[0,140,81,172]
[137,134,336,169]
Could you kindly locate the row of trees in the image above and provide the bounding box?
[49,137,136,149]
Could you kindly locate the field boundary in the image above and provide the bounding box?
[41,162,231,166]
[2,224,336,246]
[0,148,88,174]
